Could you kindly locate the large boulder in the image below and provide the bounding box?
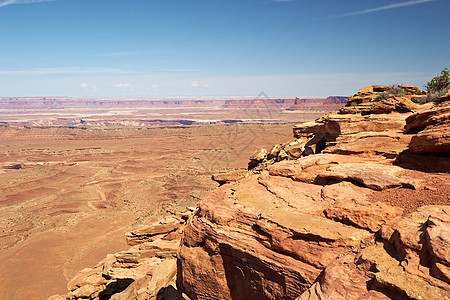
[212,170,247,185]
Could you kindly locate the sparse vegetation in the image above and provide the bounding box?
[374,84,406,101]
[422,68,450,103]
[425,68,450,93]
[388,84,407,97]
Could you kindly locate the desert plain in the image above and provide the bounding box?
[0,99,330,299]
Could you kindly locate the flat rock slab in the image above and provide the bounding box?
[315,163,419,191]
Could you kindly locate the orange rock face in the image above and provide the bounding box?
[177,93,450,300]
[407,101,450,153]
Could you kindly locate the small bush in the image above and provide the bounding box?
[423,89,448,104]
[374,92,389,101]
[374,84,405,101]
[425,68,450,94]
[387,84,406,97]
[420,68,450,103]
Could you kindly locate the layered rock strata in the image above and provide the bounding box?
[178,87,450,300]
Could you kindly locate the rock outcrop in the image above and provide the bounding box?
[49,215,190,300]
[407,100,450,153]
[341,84,420,114]
[177,86,450,299]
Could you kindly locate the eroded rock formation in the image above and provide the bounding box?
[49,214,191,300]
[178,86,450,300]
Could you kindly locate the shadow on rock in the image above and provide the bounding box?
[394,150,450,173]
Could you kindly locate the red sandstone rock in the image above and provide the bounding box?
[212,170,247,185]
[343,84,420,110]
[406,101,450,153]
[125,217,181,246]
[177,85,449,299]
[177,166,414,299]
[293,113,409,139]
[315,162,421,191]
[52,212,189,300]
[405,102,450,132]
[323,131,411,157]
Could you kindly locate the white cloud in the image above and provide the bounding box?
[80,82,88,89]
[114,83,133,88]
[329,0,435,19]
[0,0,56,8]
[191,81,200,88]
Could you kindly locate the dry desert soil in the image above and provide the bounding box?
[0,120,315,300]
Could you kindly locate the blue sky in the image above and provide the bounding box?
[0,0,449,97]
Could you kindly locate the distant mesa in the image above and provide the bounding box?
[0,96,348,110]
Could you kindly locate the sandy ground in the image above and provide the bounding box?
[0,122,303,300]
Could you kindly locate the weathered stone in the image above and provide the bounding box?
[406,103,450,132]
[110,259,178,300]
[125,218,181,246]
[323,131,410,157]
[343,84,420,110]
[212,170,246,185]
[249,148,267,161]
[358,242,450,300]
[268,143,282,159]
[409,122,450,153]
[294,113,409,139]
[248,148,268,169]
[426,207,450,284]
[283,138,308,158]
[315,163,419,191]
[298,254,389,300]
[177,175,376,300]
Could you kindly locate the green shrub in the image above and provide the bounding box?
[425,68,450,94]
